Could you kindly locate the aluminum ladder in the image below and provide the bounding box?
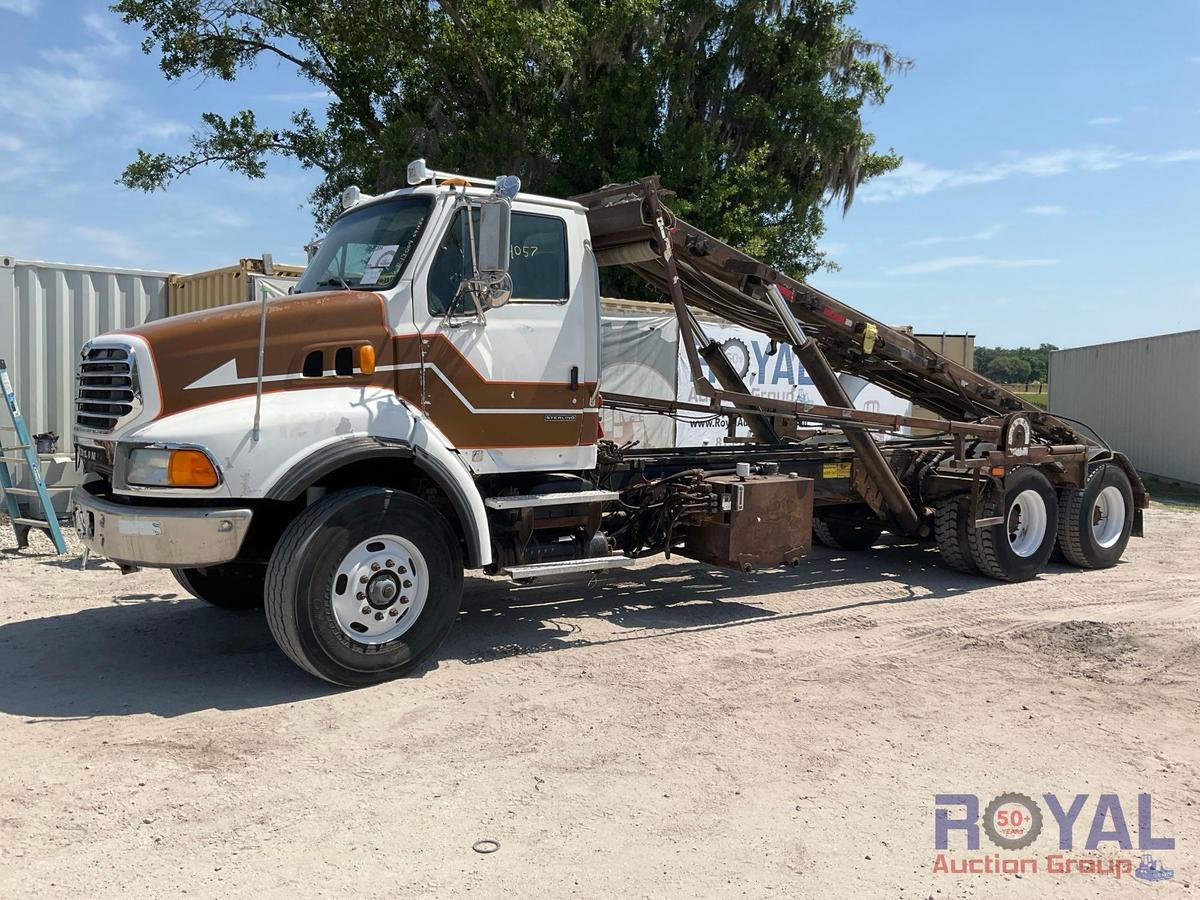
[0,358,68,554]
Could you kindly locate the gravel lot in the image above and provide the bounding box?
[1,508,1196,898]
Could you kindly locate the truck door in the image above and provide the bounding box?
[408,199,599,472]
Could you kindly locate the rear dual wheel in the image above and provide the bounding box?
[1056,463,1134,569]
[969,468,1059,582]
[812,514,884,551]
[933,497,977,574]
[935,467,1058,582]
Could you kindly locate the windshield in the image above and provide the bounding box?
[297,196,433,293]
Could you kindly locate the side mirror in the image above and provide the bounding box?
[476,197,511,276]
[461,173,521,317]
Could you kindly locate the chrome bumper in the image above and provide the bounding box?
[72,484,252,568]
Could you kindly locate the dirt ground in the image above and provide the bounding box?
[0,508,1196,899]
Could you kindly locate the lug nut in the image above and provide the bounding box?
[374,612,384,621]
[399,596,409,604]
[360,575,368,584]
[356,592,365,601]
[385,559,395,568]
[370,562,381,572]
[388,608,398,617]
[403,579,412,588]
[361,606,371,615]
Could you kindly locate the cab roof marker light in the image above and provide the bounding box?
[405,158,518,191]
[406,158,431,185]
[340,185,374,210]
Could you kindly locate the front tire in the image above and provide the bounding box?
[1057,463,1134,569]
[265,487,464,686]
[969,467,1058,582]
[172,564,265,610]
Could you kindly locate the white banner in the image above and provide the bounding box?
[675,323,912,446]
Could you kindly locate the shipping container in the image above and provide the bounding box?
[0,255,169,461]
[1050,330,1200,484]
[168,258,305,316]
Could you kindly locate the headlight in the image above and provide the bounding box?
[127,448,220,488]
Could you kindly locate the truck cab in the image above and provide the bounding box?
[73,162,609,684]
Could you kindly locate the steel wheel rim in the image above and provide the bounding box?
[1091,485,1126,549]
[1006,489,1047,558]
[330,534,429,645]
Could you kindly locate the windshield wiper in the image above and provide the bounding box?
[314,277,358,290]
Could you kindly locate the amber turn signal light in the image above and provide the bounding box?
[168,449,220,487]
[359,344,376,375]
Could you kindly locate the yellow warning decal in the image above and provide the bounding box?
[821,462,852,479]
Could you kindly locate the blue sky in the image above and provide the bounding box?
[0,1,1196,347]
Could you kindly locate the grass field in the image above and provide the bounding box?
[1014,390,1048,409]
[1142,474,1200,511]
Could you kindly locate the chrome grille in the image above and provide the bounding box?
[76,345,137,432]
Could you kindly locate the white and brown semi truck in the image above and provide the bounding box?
[72,161,1146,685]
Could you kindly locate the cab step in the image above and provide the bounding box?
[485,489,618,510]
[502,554,635,581]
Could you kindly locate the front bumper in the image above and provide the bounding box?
[72,483,253,568]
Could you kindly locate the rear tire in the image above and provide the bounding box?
[265,487,463,686]
[172,564,265,610]
[934,497,978,574]
[1057,463,1134,569]
[969,467,1058,582]
[812,514,884,551]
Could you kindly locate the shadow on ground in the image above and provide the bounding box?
[0,539,994,719]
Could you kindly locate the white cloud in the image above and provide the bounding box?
[912,223,1005,246]
[0,132,63,184]
[885,256,1060,276]
[69,225,146,265]
[0,0,40,15]
[1160,148,1200,162]
[1025,205,1067,216]
[0,48,121,127]
[128,118,191,144]
[862,146,1200,202]
[82,11,129,56]
[0,217,145,266]
[262,89,333,104]
[1088,116,1121,126]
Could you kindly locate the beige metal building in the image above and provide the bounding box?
[1050,330,1200,484]
[914,332,974,370]
[907,332,975,428]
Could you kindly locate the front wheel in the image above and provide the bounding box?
[265,487,464,686]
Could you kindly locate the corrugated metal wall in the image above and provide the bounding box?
[0,256,169,445]
[1050,330,1200,484]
